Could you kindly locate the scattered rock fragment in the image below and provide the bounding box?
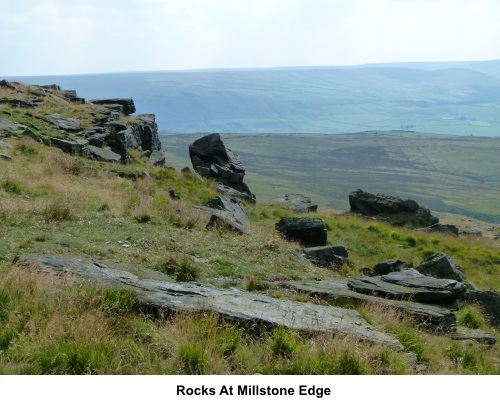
[273,193,318,213]
[13,254,403,348]
[303,246,348,268]
[416,253,464,282]
[349,189,438,228]
[275,217,327,247]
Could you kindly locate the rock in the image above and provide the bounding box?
[418,223,459,236]
[0,153,12,161]
[276,280,457,332]
[275,217,327,247]
[44,113,81,132]
[0,79,15,89]
[106,120,128,133]
[416,253,464,282]
[217,183,256,205]
[51,138,88,156]
[465,290,500,327]
[0,117,21,132]
[349,189,439,228]
[459,226,488,237]
[22,128,43,143]
[0,99,36,108]
[449,327,496,345]
[347,268,467,303]
[13,254,402,348]
[303,246,348,268]
[141,150,152,158]
[205,195,249,226]
[168,188,180,200]
[189,133,255,202]
[40,84,62,91]
[148,150,165,167]
[89,98,136,115]
[86,145,121,163]
[373,259,410,276]
[273,193,318,213]
[206,212,253,235]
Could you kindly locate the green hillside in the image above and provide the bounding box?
[162,131,500,223]
[7,61,500,136]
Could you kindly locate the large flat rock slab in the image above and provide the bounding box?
[348,269,466,303]
[13,254,402,349]
[449,327,496,345]
[277,280,457,332]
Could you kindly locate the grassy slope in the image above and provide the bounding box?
[1,136,500,374]
[162,132,500,223]
[1,83,500,375]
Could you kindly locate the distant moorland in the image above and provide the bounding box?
[6,59,500,136]
[161,131,500,223]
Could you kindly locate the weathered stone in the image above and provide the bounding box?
[0,79,15,89]
[13,254,402,348]
[89,98,136,115]
[86,145,121,163]
[348,269,467,303]
[0,153,12,161]
[148,150,165,167]
[276,280,457,332]
[449,327,496,345]
[189,133,245,178]
[189,133,255,201]
[273,193,318,213]
[373,259,410,276]
[22,128,43,143]
[416,253,463,282]
[303,246,348,268]
[418,223,459,236]
[44,113,81,132]
[51,138,88,156]
[168,188,180,200]
[206,212,253,235]
[217,183,256,205]
[349,189,438,228]
[276,217,327,247]
[206,195,249,226]
[465,290,500,327]
[0,117,21,132]
[0,99,36,108]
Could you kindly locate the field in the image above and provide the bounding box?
[162,131,500,223]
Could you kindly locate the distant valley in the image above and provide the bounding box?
[6,60,500,136]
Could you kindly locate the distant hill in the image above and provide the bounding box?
[6,60,500,136]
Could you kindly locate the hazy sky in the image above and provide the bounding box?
[1,0,499,76]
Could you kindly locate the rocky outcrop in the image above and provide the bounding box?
[277,280,457,332]
[89,98,136,115]
[51,138,88,155]
[418,223,459,236]
[416,253,464,282]
[189,133,255,203]
[86,145,121,163]
[273,194,318,213]
[13,254,403,348]
[148,150,165,167]
[349,189,439,228]
[198,196,252,235]
[44,113,82,132]
[347,268,467,303]
[450,327,496,345]
[303,246,348,268]
[275,217,327,247]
